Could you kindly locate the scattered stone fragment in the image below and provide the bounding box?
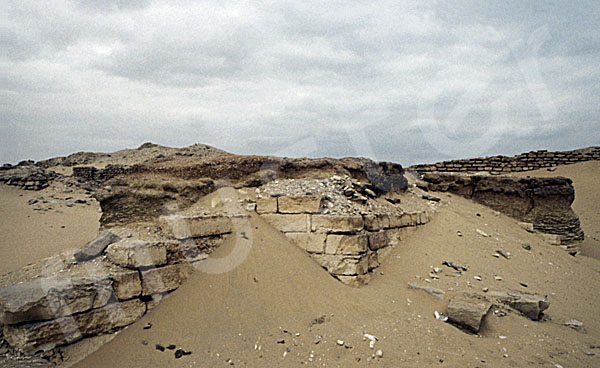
[375,349,383,358]
[156,344,165,352]
[143,323,152,330]
[564,319,585,333]
[519,282,528,288]
[422,194,441,202]
[166,344,176,350]
[494,276,502,281]
[489,290,549,320]
[474,276,482,281]
[408,282,445,300]
[497,249,511,259]
[442,261,468,272]
[337,340,344,346]
[457,231,462,237]
[476,229,489,237]
[447,293,492,333]
[522,243,532,250]
[175,349,185,359]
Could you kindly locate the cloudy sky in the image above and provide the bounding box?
[1,0,599,165]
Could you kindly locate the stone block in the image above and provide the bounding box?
[384,228,407,246]
[363,214,392,231]
[0,276,113,325]
[4,299,146,353]
[141,263,193,296]
[399,213,417,227]
[368,231,389,251]
[311,215,363,233]
[159,214,233,239]
[368,251,380,270]
[285,232,326,253]
[325,234,368,255]
[278,195,323,214]
[261,214,309,232]
[105,240,167,269]
[74,231,121,262]
[336,274,371,287]
[447,293,492,333]
[311,254,368,275]
[256,196,277,214]
[109,268,142,301]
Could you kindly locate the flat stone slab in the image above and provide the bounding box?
[447,293,492,333]
[311,215,363,233]
[105,240,167,269]
[159,214,234,239]
[141,263,193,296]
[277,195,323,214]
[489,290,549,320]
[261,214,310,232]
[325,234,368,255]
[73,231,121,262]
[0,276,113,325]
[4,299,146,353]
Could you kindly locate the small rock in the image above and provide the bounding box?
[522,243,532,250]
[474,276,482,281]
[564,319,585,333]
[442,261,468,272]
[494,276,503,281]
[375,349,383,358]
[497,249,511,259]
[174,349,185,359]
[476,229,489,237]
[337,340,344,346]
[422,194,441,202]
[156,344,165,352]
[166,344,176,350]
[143,323,152,330]
[447,293,492,333]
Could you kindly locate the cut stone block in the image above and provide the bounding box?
[311,254,369,275]
[159,214,233,239]
[105,240,167,269]
[0,276,113,325]
[311,215,363,233]
[261,214,310,232]
[447,293,492,333]
[368,231,389,251]
[384,228,408,246]
[278,195,323,214]
[489,290,549,320]
[256,197,277,214]
[109,268,142,301]
[285,232,326,253]
[325,234,368,255]
[4,299,146,353]
[141,263,193,296]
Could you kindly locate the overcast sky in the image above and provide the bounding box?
[1,1,599,165]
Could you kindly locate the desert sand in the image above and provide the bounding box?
[0,154,598,367]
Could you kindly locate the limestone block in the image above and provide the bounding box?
[325,234,368,255]
[278,195,323,214]
[311,215,363,233]
[141,263,193,296]
[74,231,121,262]
[159,215,233,239]
[256,196,277,214]
[384,228,407,246]
[4,299,146,353]
[368,231,389,251]
[285,232,326,253]
[311,254,368,275]
[0,276,113,325]
[109,268,142,301]
[399,213,417,227]
[447,293,492,333]
[261,214,310,232]
[337,273,371,287]
[363,214,392,231]
[105,240,167,269]
[368,251,380,270]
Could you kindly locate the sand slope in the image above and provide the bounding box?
[76,190,600,367]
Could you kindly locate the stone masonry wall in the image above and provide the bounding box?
[256,195,429,287]
[0,213,237,354]
[410,147,600,174]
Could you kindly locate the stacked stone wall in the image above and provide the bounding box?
[72,165,132,183]
[256,195,429,286]
[410,147,600,174]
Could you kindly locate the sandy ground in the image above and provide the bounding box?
[75,187,600,367]
[1,159,598,367]
[513,161,600,259]
[0,183,100,275]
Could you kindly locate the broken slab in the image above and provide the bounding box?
[325,234,368,255]
[108,268,142,301]
[407,282,445,300]
[141,263,193,296]
[73,231,121,262]
[105,240,167,269]
[159,214,233,239]
[489,290,549,320]
[277,195,323,214]
[0,276,113,325]
[311,254,368,276]
[447,293,492,333]
[4,299,146,354]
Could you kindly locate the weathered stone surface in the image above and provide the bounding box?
[285,233,326,253]
[311,215,363,233]
[159,214,233,239]
[384,228,407,246]
[367,251,380,270]
[278,195,323,214]
[337,274,371,287]
[408,282,445,300]
[489,290,549,320]
[325,234,368,255]
[109,269,142,301]
[141,263,193,296]
[256,196,277,214]
[0,277,113,325]
[447,293,492,333]
[4,299,146,353]
[540,233,561,245]
[368,231,389,251]
[311,254,368,275]
[362,214,390,231]
[74,231,121,262]
[105,240,167,269]
[261,214,309,232]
